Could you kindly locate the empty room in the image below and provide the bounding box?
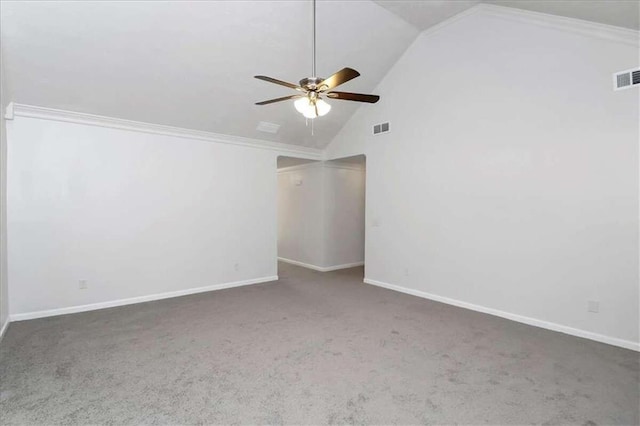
[0,0,638,424]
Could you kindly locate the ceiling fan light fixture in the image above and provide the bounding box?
[294,97,331,119]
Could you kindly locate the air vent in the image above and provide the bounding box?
[614,68,640,91]
[256,121,280,134]
[373,122,390,135]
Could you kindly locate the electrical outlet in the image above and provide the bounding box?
[78,280,88,290]
[404,268,409,277]
[588,300,599,313]
[234,263,240,271]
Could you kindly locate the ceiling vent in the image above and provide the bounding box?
[613,68,640,91]
[373,122,390,135]
[256,121,280,134]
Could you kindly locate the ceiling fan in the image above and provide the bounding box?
[254,0,380,119]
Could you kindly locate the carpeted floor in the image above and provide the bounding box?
[1,262,638,425]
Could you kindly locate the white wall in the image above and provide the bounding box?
[277,163,325,267]
[278,162,365,270]
[325,8,639,348]
[7,116,283,318]
[322,164,366,268]
[0,51,9,336]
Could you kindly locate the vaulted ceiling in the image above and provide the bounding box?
[1,1,637,150]
[374,1,639,31]
[0,1,418,149]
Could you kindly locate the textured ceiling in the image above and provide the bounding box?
[374,1,640,31]
[0,1,418,149]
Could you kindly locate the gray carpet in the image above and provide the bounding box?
[1,262,638,425]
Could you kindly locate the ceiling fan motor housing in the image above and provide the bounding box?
[299,77,324,92]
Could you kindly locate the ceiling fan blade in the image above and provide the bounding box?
[318,68,360,91]
[255,95,303,105]
[326,91,380,103]
[254,75,304,91]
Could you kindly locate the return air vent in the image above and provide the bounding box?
[256,121,280,134]
[613,68,640,91]
[373,122,390,135]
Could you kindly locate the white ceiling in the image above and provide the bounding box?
[0,1,418,149]
[374,1,640,31]
[373,0,481,31]
[2,1,637,150]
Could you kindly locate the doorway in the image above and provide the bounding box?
[276,156,322,277]
[276,155,366,278]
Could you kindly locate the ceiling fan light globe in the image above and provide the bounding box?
[316,99,331,116]
[294,97,311,114]
[302,108,318,119]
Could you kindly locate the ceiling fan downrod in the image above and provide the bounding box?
[312,0,316,78]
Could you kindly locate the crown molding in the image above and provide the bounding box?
[323,162,365,172]
[277,161,323,173]
[473,4,639,47]
[277,161,364,174]
[4,103,323,159]
[417,3,486,40]
[416,4,639,47]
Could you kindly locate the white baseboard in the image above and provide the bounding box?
[364,278,639,352]
[278,257,364,272]
[10,275,279,322]
[321,261,365,272]
[0,318,9,343]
